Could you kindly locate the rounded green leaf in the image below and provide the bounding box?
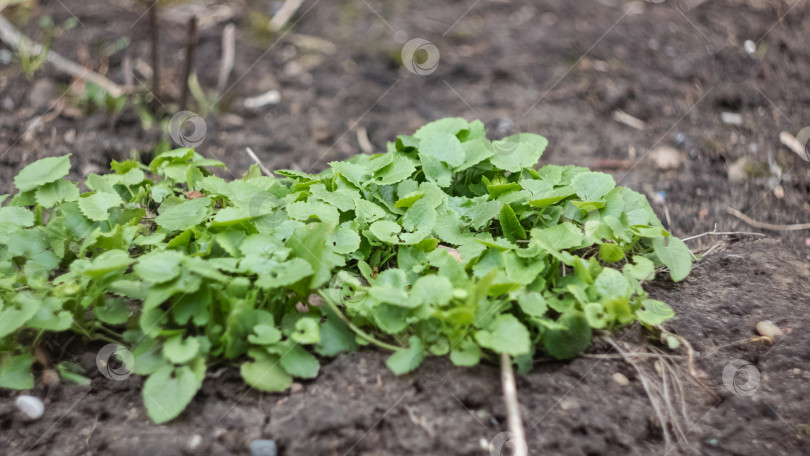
[14,155,71,192]
[240,350,293,392]
[143,364,203,423]
[543,311,591,360]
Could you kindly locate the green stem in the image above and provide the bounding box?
[92,322,125,342]
[320,292,403,352]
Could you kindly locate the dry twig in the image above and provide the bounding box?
[148,0,161,109]
[500,353,527,456]
[179,16,198,110]
[0,15,125,96]
[681,230,766,242]
[603,336,673,448]
[245,147,274,177]
[216,23,236,93]
[270,0,304,30]
[727,207,810,231]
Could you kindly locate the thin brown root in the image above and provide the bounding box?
[727,207,810,231]
[660,329,719,401]
[603,336,673,448]
[681,230,766,242]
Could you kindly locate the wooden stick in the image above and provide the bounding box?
[270,0,304,30]
[148,0,160,109]
[681,230,766,242]
[245,147,274,177]
[0,15,125,96]
[500,353,527,456]
[356,127,373,154]
[180,15,198,110]
[727,207,810,231]
[216,23,236,94]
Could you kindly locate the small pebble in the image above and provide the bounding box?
[249,439,278,456]
[243,90,281,110]
[187,434,203,452]
[559,398,578,411]
[15,395,45,421]
[744,40,756,54]
[756,321,784,339]
[721,112,742,125]
[612,372,630,386]
[648,146,684,170]
[42,369,60,386]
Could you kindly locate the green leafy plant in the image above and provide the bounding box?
[0,118,692,423]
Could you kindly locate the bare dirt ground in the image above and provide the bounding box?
[1,0,809,455]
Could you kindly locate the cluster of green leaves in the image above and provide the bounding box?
[0,118,692,423]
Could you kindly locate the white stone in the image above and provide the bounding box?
[15,395,44,421]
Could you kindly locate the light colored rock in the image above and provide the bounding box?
[756,321,783,339]
[249,439,277,456]
[559,398,578,411]
[243,90,280,110]
[42,368,60,386]
[187,434,203,452]
[612,372,630,386]
[648,146,684,170]
[721,112,742,125]
[15,395,45,421]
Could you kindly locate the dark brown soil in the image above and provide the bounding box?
[1,0,809,455]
